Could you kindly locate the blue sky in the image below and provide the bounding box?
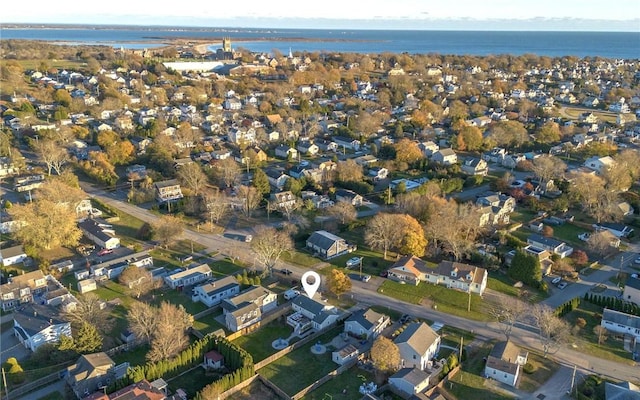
[2,0,639,31]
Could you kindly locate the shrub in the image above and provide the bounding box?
[576,318,587,328]
[522,363,535,374]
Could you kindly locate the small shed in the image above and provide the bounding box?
[204,350,224,369]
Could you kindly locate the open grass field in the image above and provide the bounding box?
[301,367,374,400]
[377,280,492,321]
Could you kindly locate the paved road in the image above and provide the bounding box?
[83,184,640,385]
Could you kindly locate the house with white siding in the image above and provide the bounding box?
[484,341,528,387]
[14,304,72,352]
[191,275,239,307]
[165,264,212,290]
[394,322,441,370]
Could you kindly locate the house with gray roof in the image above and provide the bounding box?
[66,352,115,398]
[484,341,528,387]
[306,230,354,260]
[394,322,441,370]
[222,285,277,332]
[389,367,431,397]
[289,295,339,333]
[623,277,640,305]
[344,308,390,339]
[78,219,120,250]
[13,303,72,351]
[604,381,640,400]
[527,234,573,258]
[601,308,640,339]
[190,275,238,307]
[0,245,27,267]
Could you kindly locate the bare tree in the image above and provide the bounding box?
[119,267,159,299]
[325,201,357,225]
[569,173,619,223]
[593,325,608,345]
[152,215,184,248]
[237,185,261,217]
[251,226,293,276]
[35,139,68,175]
[335,159,363,182]
[127,302,156,343]
[177,162,208,196]
[146,302,193,362]
[532,305,570,357]
[489,296,526,340]
[202,189,230,227]
[215,158,241,188]
[425,199,482,260]
[62,293,113,335]
[364,213,405,259]
[587,231,617,257]
[531,155,566,187]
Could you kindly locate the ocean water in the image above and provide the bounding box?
[1,27,638,58]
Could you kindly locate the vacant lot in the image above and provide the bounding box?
[232,322,294,362]
[301,367,374,400]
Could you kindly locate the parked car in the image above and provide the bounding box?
[379,270,389,277]
[97,248,113,256]
[283,289,300,300]
[362,275,371,282]
[557,282,568,290]
[551,276,562,285]
[634,256,640,265]
[279,268,293,275]
[346,257,362,268]
[578,233,591,241]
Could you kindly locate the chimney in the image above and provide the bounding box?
[33,311,37,317]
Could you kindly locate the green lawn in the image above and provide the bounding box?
[377,280,491,321]
[233,322,295,362]
[258,327,343,395]
[281,250,321,268]
[193,309,226,335]
[167,366,218,398]
[149,287,207,315]
[210,260,244,277]
[518,353,560,392]
[36,391,66,400]
[487,275,520,297]
[301,367,374,400]
[563,302,634,365]
[319,248,396,278]
[111,344,150,368]
[551,223,585,247]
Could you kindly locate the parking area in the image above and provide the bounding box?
[1,327,30,362]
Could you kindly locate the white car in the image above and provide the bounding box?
[346,257,362,268]
[362,275,371,282]
[551,276,562,285]
[578,233,591,241]
[557,282,568,290]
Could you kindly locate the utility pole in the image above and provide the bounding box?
[467,286,472,313]
[459,336,464,360]
[387,185,391,205]
[2,367,8,398]
[569,364,577,395]
[359,257,363,279]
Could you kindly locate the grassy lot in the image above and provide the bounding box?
[510,210,536,224]
[301,367,374,400]
[258,326,343,395]
[193,309,226,335]
[551,223,585,247]
[111,344,150,368]
[233,322,295,362]
[377,280,491,321]
[440,325,476,344]
[320,248,396,277]
[518,353,560,392]
[487,275,520,297]
[281,250,321,268]
[167,365,218,398]
[227,377,285,400]
[448,342,514,400]
[563,302,635,365]
[210,260,244,277]
[149,286,207,315]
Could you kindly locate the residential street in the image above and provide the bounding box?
[83,184,640,387]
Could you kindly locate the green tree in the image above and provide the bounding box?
[74,321,103,353]
[327,269,352,299]
[53,89,72,107]
[535,121,561,144]
[508,251,541,285]
[252,168,271,196]
[3,357,25,384]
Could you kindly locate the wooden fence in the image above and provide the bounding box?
[216,375,260,399]
[4,370,61,400]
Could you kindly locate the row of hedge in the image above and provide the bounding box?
[108,335,254,394]
[583,292,640,316]
[555,297,581,317]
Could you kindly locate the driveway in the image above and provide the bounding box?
[1,328,29,363]
[531,365,579,400]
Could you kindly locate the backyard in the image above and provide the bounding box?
[301,367,375,400]
[377,280,492,321]
[518,353,560,392]
[232,322,295,362]
[257,326,343,396]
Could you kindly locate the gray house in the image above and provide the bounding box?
[306,230,354,260]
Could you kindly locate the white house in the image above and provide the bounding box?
[424,261,489,296]
[14,304,72,352]
[622,277,640,305]
[77,279,97,294]
[431,148,457,165]
[527,234,574,258]
[221,285,277,332]
[288,295,339,334]
[190,275,239,307]
[593,222,634,239]
[394,322,441,370]
[344,308,390,339]
[306,230,353,260]
[583,156,614,174]
[78,219,120,250]
[165,264,212,290]
[0,245,28,267]
[601,308,640,339]
[331,344,359,366]
[484,341,528,387]
[389,368,431,397]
